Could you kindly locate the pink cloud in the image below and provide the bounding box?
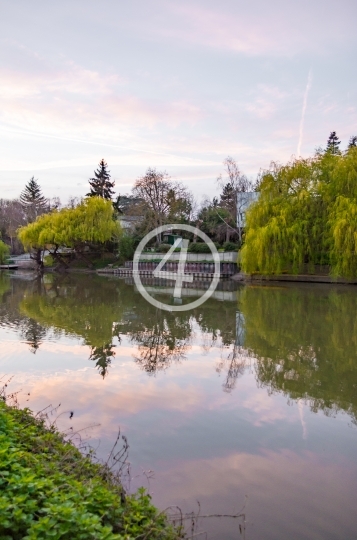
[152,448,357,538]
[150,1,357,57]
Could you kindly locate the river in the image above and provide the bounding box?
[0,271,356,539]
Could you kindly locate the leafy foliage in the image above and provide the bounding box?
[0,402,183,539]
[241,147,357,277]
[187,242,211,253]
[222,241,239,252]
[198,205,234,244]
[0,239,10,264]
[18,197,121,260]
[117,235,136,263]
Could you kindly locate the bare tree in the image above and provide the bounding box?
[217,157,254,243]
[0,199,27,253]
[132,168,193,242]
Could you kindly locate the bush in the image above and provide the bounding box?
[187,242,211,253]
[118,235,136,262]
[0,240,10,264]
[222,241,240,252]
[157,243,171,253]
[0,401,183,540]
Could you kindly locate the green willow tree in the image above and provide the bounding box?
[241,146,357,277]
[18,197,121,271]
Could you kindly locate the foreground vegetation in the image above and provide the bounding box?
[0,400,182,539]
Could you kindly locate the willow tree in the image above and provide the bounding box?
[241,157,325,274]
[18,197,121,272]
[241,147,357,277]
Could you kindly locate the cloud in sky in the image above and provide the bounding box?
[0,0,356,200]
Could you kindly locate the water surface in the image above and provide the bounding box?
[0,272,356,539]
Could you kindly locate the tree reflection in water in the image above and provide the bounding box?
[89,343,118,378]
[239,284,357,424]
[2,273,356,423]
[21,319,47,354]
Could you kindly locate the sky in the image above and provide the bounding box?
[0,0,356,204]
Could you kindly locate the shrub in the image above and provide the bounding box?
[157,243,171,253]
[187,242,211,253]
[222,241,240,252]
[0,240,10,264]
[118,235,136,262]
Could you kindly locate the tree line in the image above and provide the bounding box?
[2,130,357,276]
[1,156,248,268]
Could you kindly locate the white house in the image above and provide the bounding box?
[237,192,259,228]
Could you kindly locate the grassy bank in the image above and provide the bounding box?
[0,401,183,540]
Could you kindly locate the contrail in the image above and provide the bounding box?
[297,69,313,157]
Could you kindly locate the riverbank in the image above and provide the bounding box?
[232,272,357,284]
[0,400,183,539]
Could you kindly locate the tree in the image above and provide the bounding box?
[348,135,357,149]
[87,159,115,200]
[241,147,357,277]
[132,168,193,241]
[0,199,26,253]
[89,344,117,378]
[18,197,122,272]
[20,177,48,220]
[21,319,47,354]
[198,202,233,244]
[326,131,341,155]
[217,157,254,243]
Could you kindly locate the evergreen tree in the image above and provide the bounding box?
[326,131,341,154]
[20,177,48,219]
[87,159,115,200]
[348,135,357,149]
[220,182,236,210]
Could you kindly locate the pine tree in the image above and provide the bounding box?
[220,182,236,210]
[20,177,48,219]
[326,131,341,154]
[87,159,115,200]
[348,135,357,149]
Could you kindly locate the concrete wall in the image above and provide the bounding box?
[139,251,238,262]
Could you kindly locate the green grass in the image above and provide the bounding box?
[0,401,183,540]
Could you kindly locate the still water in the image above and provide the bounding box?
[1,272,357,539]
